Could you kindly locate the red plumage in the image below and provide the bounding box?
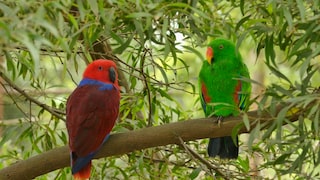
[201,82,211,103]
[66,59,120,179]
[233,80,241,106]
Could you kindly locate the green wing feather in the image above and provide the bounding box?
[237,63,251,111]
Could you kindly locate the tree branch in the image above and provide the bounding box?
[0,106,304,180]
[0,72,66,121]
[177,136,228,178]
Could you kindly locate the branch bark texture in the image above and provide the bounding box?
[0,108,302,180]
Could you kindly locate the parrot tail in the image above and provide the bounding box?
[207,136,238,159]
[73,162,91,180]
[71,151,95,180]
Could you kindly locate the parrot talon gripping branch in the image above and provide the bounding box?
[199,38,251,159]
[215,116,223,128]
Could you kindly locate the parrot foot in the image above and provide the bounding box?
[215,116,224,127]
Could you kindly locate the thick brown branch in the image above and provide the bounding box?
[0,107,302,180]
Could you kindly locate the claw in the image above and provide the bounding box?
[215,116,224,127]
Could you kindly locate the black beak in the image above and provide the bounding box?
[109,67,116,83]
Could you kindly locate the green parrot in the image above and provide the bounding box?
[198,38,251,159]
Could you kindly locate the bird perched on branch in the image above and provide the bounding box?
[198,38,251,159]
[66,59,120,179]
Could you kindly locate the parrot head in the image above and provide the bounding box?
[83,59,118,86]
[206,38,239,65]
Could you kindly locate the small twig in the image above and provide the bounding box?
[106,53,195,94]
[0,81,30,120]
[141,48,153,126]
[133,154,197,169]
[177,136,229,179]
[56,52,78,86]
[117,65,194,94]
[0,72,66,121]
[177,137,211,175]
[29,100,32,122]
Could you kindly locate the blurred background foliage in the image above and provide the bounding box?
[0,0,319,179]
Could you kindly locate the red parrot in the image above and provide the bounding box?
[66,59,120,179]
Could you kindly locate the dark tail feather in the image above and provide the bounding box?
[71,152,95,174]
[73,162,91,180]
[207,136,238,159]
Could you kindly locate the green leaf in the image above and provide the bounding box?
[189,168,201,179]
[157,88,174,101]
[235,15,251,32]
[265,34,276,66]
[89,0,99,16]
[163,40,170,60]
[243,113,250,131]
[236,31,248,51]
[113,34,134,54]
[67,13,79,30]
[232,121,244,144]
[267,63,292,86]
[162,17,169,41]
[37,18,59,37]
[237,156,250,172]
[296,0,306,21]
[312,108,319,135]
[182,45,203,60]
[248,122,260,151]
[125,12,153,19]
[15,35,38,73]
[274,153,290,165]
[240,0,245,15]
[291,23,317,53]
[276,106,291,140]
[282,6,293,30]
[5,51,16,79]
[288,144,309,173]
[77,0,86,21]
[157,64,169,85]
[133,19,145,44]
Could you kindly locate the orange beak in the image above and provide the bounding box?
[206,47,213,64]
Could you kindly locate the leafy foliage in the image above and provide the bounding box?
[0,0,319,179]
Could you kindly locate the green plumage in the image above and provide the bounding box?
[198,38,251,158]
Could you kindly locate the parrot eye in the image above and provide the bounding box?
[98,66,103,71]
[219,45,224,49]
[109,67,116,83]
